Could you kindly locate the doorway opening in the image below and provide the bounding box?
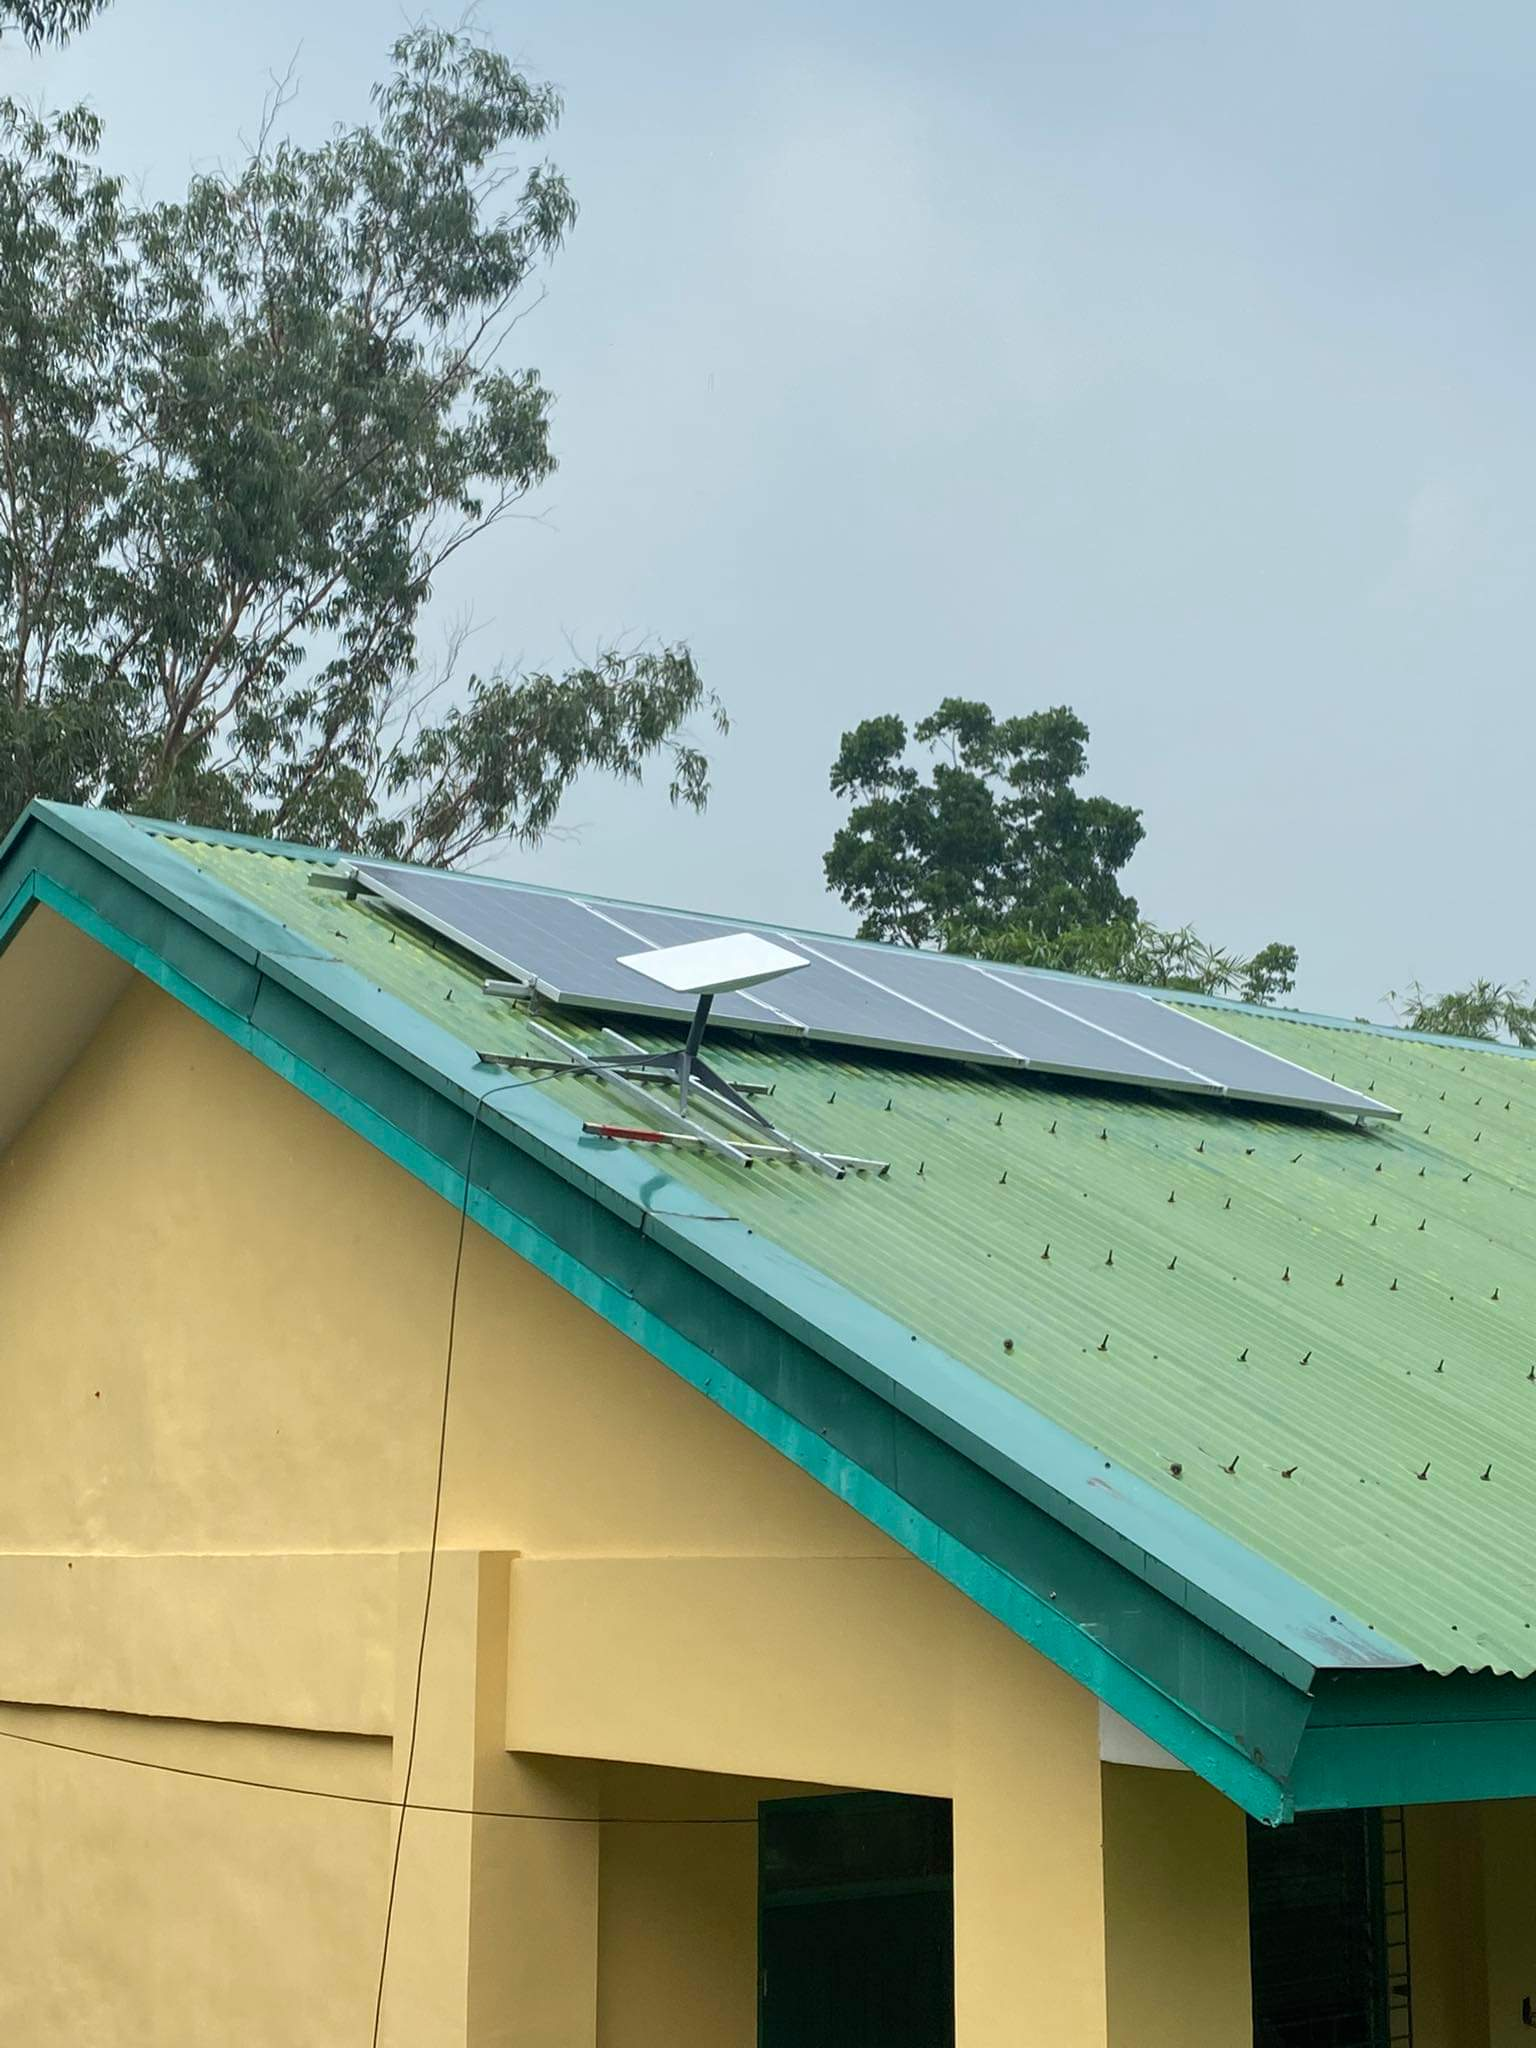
[758,1791,954,2048]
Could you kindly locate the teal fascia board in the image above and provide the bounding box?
[1291,1670,1536,1810]
[6,801,1532,1823]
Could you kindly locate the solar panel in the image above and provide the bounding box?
[800,938,1213,1094]
[1016,971,1384,1119]
[347,863,1398,1120]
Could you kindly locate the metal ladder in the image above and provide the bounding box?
[1380,1806,1414,2046]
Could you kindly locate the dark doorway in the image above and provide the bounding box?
[758,1792,955,2048]
[1248,1808,1412,2047]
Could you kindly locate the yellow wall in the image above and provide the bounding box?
[1409,1803,1490,2048]
[1479,1800,1536,2047]
[1102,1765,1253,2048]
[0,1702,392,2048]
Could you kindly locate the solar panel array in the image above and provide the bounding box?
[349,863,1398,1121]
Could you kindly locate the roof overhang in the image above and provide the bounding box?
[6,799,1536,1825]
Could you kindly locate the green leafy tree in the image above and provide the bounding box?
[0,29,725,862]
[954,917,1298,1004]
[824,700,1143,947]
[1390,980,1536,1047]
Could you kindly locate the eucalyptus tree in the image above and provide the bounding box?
[0,28,724,861]
[3,0,105,47]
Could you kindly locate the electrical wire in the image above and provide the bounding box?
[369,1077,515,2046]
[0,1721,759,1823]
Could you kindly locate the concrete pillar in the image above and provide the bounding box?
[378,1551,600,2048]
[950,1605,1108,2047]
[1403,1805,1487,2048]
[1101,1765,1251,2048]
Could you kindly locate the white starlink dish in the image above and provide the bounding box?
[617,932,810,997]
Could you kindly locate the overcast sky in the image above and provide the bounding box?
[26,1,1536,1018]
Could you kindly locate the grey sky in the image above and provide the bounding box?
[28,1,1536,1019]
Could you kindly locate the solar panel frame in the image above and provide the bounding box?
[346,862,1400,1120]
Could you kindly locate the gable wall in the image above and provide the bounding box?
[0,967,899,1566]
[0,944,1249,2047]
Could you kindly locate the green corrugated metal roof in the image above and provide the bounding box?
[168,834,1536,1680]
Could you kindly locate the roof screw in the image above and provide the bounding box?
[1528,1366,1535,1383]
[1222,1454,1239,1475]
[1099,1127,1109,1141]
[828,1091,836,1104]
[1336,1273,1344,1287]
[1281,1464,1297,1479]
[1246,1147,1255,1156]
[1041,1244,1051,1260]
[1462,1172,1472,1184]
[1492,1287,1500,1302]
[1475,1131,1483,1143]
[995,1112,1003,1127]
[1168,1189,1176,1203]
[1476,1097,1482,1107]
[389,933,396,944]
[1375,1163,1382,1173]
[1417,1218,1426,1231]
[1416,1462,1430,1481]
[1168,1461,1183,1478]
[884,1098,892,1112]
[1423,1126,1431,1135]
[445,989,453,1001]
[1196,1140,1205,1153]
[1292,1152,1303,1165]
[1224,1196,1231,1210]
[1105,1249,1114,1266]
[1481,1464,1493,1481]
[1167,1255,1177,1271]
[999,1169,1008,1186]
[1002,1337,1014,1353]
[1440,1091,1446,1101]
[1435,1360,1444,1373]
[1390,1278,1398,1291]
[917,1160,925,1177]
[1049,1120,1057,1135]
[1370,1213,1378,1226]
[1299,1349,1312,1366]
[1281,1266,1290,1282]
[1097,1333,1110,1352]
[1238,1346,1248,1362]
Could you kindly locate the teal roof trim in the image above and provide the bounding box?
[5,800,1534,1821]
